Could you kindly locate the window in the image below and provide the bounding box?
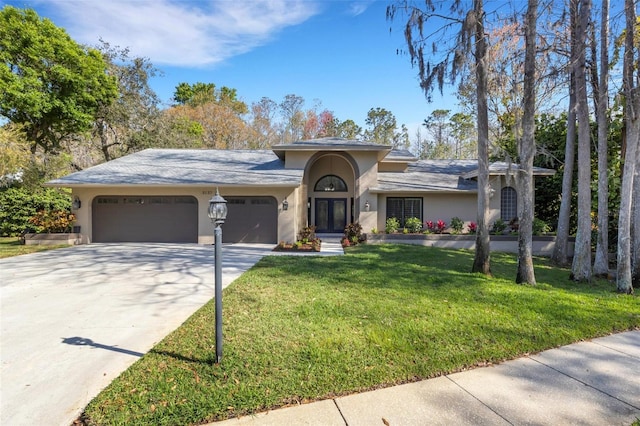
[501,186,517,222]
[386,197,422,226]
[314,175,347,192]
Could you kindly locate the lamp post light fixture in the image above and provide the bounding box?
[208,188,227,364]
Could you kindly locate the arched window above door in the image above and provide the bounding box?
[314,175,348,192]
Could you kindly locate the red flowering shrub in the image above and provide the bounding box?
[468,222,478,234]
[28,210,76,233]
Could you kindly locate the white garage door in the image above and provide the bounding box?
[92,196,198,243]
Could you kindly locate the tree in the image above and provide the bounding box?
[279,94,305,142]
[593,0,610,277]
[333,119,363,139]
[571,0,592,282]
[516,0,538,285]
[617,0,639,294]
[0,6,117,154]
[388,0,492,275]
[633,144,640,287]
[147,110,205,150]
[471,0,491,276]
[249,97,279,147]
[423,109,453,158]
[89,41,160,162]
[165,102,255,149]
[450,112,476,158]
[0,124,30,186]
[364,107,397,145]
[173,82,248,114]
[552,1,578,266]
[174,82,214,106]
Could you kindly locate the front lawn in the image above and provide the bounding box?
[81,245,639,425]
[0,236,69,258]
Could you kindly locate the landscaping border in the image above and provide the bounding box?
[366,233,574,256]
[23,233,89,246]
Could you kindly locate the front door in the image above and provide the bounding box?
[315,198,346,233]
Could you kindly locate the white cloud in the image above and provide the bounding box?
[47,0,320,67]
[347,1,374,16]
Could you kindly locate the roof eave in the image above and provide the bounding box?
[368,187,478,194]
[45,182,303,188]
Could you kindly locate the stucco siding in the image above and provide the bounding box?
[71,186,296,244]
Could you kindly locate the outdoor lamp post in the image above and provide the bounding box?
[208,188,227,364]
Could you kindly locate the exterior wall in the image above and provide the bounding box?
[378,162,408,172]
[423,193,478,224]
[488,176,504,224]
[284,152,312,169]
[350,152,379,233]
[71,186,297,244]
[300,150,380,234]
[374,175,537,232]
[376,192,479,232]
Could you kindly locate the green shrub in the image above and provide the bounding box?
[344,222,364,244]
[405,217,422,233]
[298,225,317,243]
[450,217,464,234]
[533,217,551,235]
[385,217,400,234]
[491,219,507,235]
[0,188,71,236]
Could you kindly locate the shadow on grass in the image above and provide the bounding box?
[148,348,216,365]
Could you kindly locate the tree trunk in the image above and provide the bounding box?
[516,0,538,285]
[472,0,491,275]
[617,0,638,294]
[552,2,577,267]
[633,144,640,288]
[571,0,592,282]
[593,0,610,277]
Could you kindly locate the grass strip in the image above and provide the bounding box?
[82,244,639,425]
[0,236,69,258]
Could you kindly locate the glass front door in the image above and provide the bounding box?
[315,198,347,233]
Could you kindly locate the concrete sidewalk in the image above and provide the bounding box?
[213,330,640,426]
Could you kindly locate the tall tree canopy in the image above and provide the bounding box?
[388,0,492,275]
[0,6,118,154]
[173,82,248,115]
[90,41,161,162]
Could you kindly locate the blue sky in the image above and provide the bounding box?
[2,0,459,134]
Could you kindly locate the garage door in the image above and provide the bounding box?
[92,196,198,243]
[223,197,277,243]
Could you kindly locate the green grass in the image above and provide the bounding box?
[81,245,639,425]
[0,236,69,258]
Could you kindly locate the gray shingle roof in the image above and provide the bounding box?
[47,149,304,187]
[382,149,418,162]
[371,160,480,193]
[462,161,556,178]
[371,159,555,193]
[273,137,390,149]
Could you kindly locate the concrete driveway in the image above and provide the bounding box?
[0,243,274,426]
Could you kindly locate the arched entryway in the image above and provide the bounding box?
[306,154,357,234]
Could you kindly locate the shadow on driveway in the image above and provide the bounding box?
[0,243,273,426]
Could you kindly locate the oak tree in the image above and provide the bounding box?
[0,6,117,154]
